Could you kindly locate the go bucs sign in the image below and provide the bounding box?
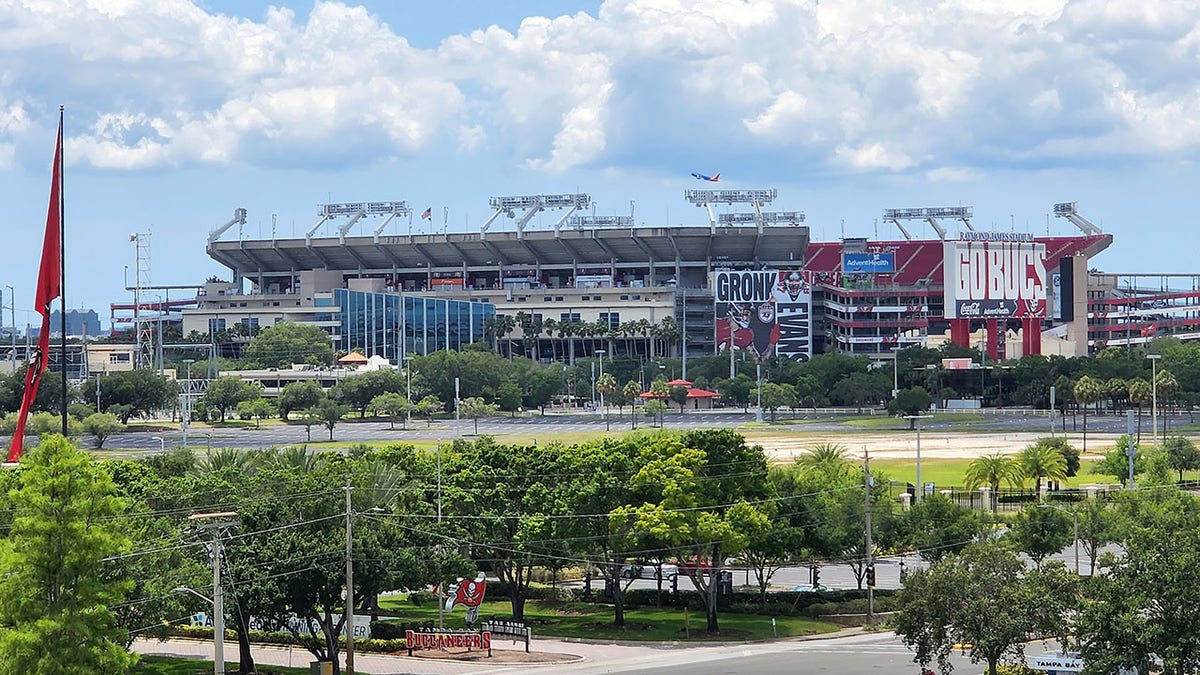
[943,233,1047,319]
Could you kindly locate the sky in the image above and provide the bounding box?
[2,0,1199,330]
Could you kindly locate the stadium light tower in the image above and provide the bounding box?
[205,208,248,249]
[305,201,410,245]
[1053,202,1103,236]
[568,215,634,230]
[685,188,778,234]
[482,193,591,239]
[882,206,973,241]
[717,211,805,226]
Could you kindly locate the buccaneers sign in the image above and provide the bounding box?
[943,237,1047,319]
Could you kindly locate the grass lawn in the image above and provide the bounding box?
[375,596,839,642]
[132,655,308,675]
[841,413,990,429]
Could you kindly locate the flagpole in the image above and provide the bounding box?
[58,106,67,436]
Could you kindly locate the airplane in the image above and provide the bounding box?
[690,172,720,182]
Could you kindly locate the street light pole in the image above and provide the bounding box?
[755,363,763,423]
[404,356,413,429]
[891,346,900,398]
[1039,503,1080,575]
[904,415,934,502]
[1149,354,1162,446]
[4,284,13,369]
[597,350,606,424]
[344,478,356,675]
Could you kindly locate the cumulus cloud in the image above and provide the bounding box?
[2,0,1199,176]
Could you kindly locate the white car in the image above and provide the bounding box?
[620,562,679,580]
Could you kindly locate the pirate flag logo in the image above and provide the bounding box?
[444,573,487,625]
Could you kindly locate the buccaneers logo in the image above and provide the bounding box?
[444,574,488,625]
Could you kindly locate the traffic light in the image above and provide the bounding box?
[811,566,821,587]
[865,563,876,588]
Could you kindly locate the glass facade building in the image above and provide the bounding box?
[318,289,494,362]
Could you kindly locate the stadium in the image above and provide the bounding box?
[177,190,1133,367]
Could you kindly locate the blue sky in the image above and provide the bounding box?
[2,0,1199,329]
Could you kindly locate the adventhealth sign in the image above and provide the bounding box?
[842,252,895,273]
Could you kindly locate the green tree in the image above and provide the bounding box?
[717,374,754,411]
[668,384,689,412]
[1008,504,1074,567]
[893,542,1076,675]
[643,399,667,427]
[332,369,403,418]
[276,381,324,422]
[0,435,137,673]
[891,493,984,563]
[830,371,889,410]
[886,387,933,425]
[87,369,176,423]
[203,376,261,422]
[756,382,796,422]
[458,396,499,435]
[1163,435,1200,482]
[1091,436,1143,487]
[1077,491,1200,675]
[368,392,410,429]
[1072,375,1102,453]
[308,399,348,441]
[414,394,444,426]
[1077,498,1122,575]
[243,321,333,369]
[494,380,523,417]
[80,412,125,449]
[237,397,275,429]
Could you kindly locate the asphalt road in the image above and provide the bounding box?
[562,631,982,675]
[81,408,1193,452]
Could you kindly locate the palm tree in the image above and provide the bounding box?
[1017,442,1068,499]
[543,318,558,362]
[797,443,852,478]
[1072,375,1102,453]
[1155,368,1180,436]
[963,453,1024,511]
[1128,378,1151,442]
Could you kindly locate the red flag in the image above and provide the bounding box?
[9,116,63,462]
[1141,323,1157,338]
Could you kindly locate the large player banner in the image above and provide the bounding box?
[942,237,1047,319]
[713,270,811,362]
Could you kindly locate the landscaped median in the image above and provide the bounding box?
[156,585,880,654]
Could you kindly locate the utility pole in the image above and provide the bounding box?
[1049,385,1056,438]
[454,376,461,438]
[188,511,238,675]
[864,447,874,626]
[1126,410,1137,490]
[344,477,356,675]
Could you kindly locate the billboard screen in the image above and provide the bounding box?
[842,252,895,274]
[713,270,811,362]
[943,239,1047,319]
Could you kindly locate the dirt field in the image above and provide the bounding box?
[751,430,1125,462]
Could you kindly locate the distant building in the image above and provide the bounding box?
[47,309,102,338]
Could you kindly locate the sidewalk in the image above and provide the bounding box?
[134,629,865,675]
[134,635,683,675]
